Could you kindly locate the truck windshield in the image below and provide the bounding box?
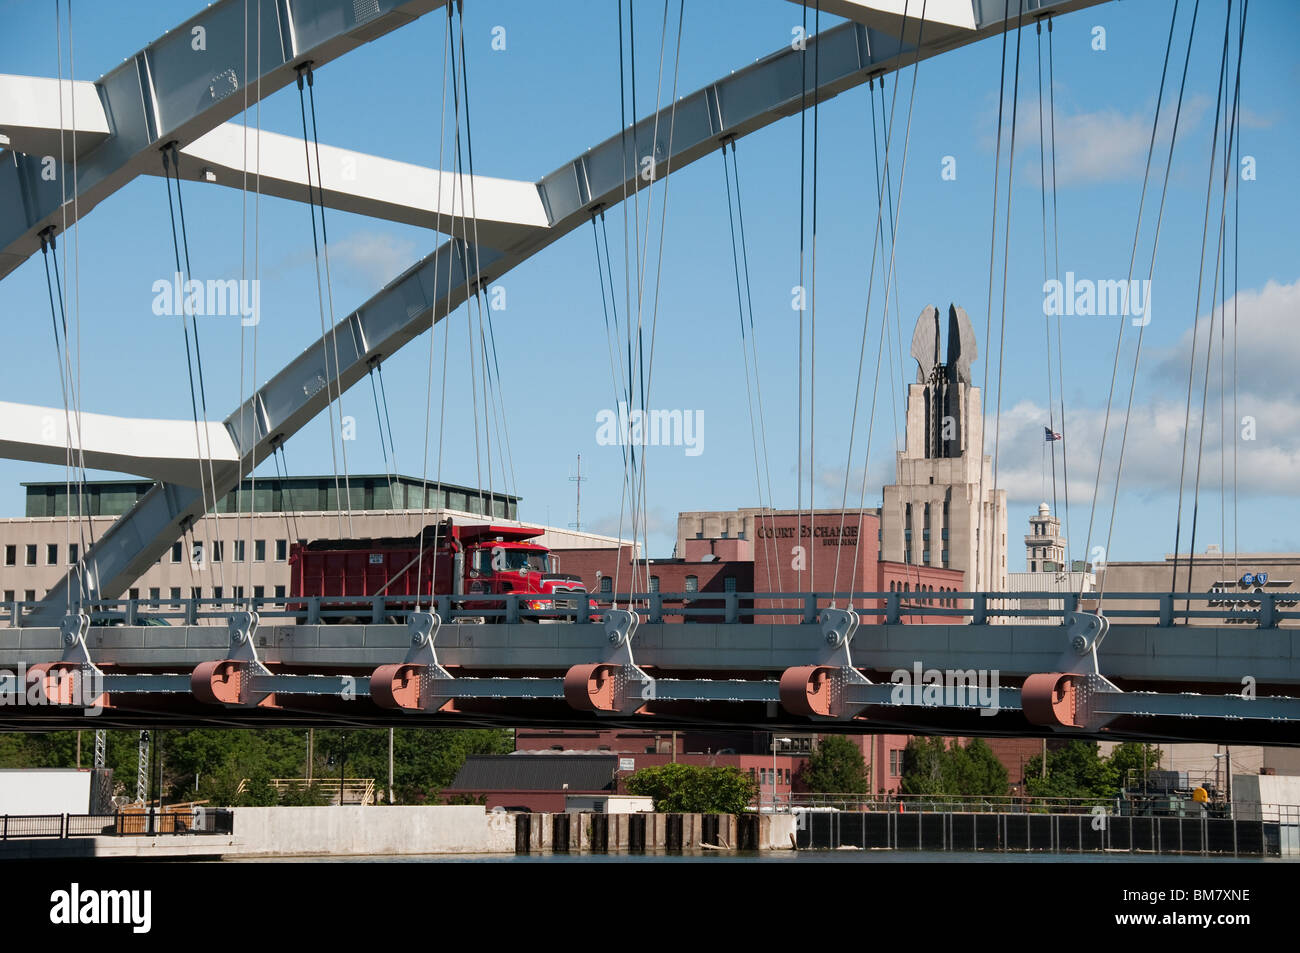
[477,548,548,573]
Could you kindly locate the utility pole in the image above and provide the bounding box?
[568,453,587,532]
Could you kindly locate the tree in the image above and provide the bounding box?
[0,726,514,806]
[1024,740,1117,799]
[900,737,1009,797]
[1107,742,1162,793]
[801,736,869,794]
[625,763,758,814]
[899,737,948,795]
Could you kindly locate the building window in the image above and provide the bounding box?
[233,540,245,562]
[24,590,35,603]
[191,587,202,603]
[25,544,36,566]
[255,539,266,562]
[684,575,698,593]
[274,585,286,599]
[46,544,58,565]
[172,542,183,563]
[254,585,264,600]
[213,586,223,602]
[649,576,660,593]
[737,531,745,540]
[170,587,181,607]
[129,588,139,601]
[68,544,78,564]
[212,541,223,563]
[2,590,11,603]
[890,750,902,777]
[724,576,736,593]
[3,545,14,566]
[275,539,288,561]
[149,587,160,604]
[600,576,612,594]
[191,541,204,567]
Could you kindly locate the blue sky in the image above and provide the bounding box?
[1,0,1297,571]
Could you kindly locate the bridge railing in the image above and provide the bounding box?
[776,792,1300,819]
[0,589,1294,628]
[0,810,234,839]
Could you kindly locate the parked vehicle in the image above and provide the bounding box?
[289,517,595,623]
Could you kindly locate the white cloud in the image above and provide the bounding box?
[326,231,419,288]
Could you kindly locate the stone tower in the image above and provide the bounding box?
[880,304,1008,593]
[1025,501,1066,573]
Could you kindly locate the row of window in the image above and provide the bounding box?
[169,539,288,564]
[639,575,738,594]
[748,767,792,786]
[887,580,961,608]
[3,543,80,567]
[3,538,291,569]
[3,586,288,605]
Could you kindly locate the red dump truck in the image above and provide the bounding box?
[288,518,594,623]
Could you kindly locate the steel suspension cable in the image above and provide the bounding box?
[1094,0,1200,606]
[1170,0,1235,600]
[988,0,1028,598]
[1045,17,1073,576]
[729,140,784,596]
[974,4,1015,594]
[847,0,929,607]
[722,143,776,593]
[304,69,357,536]
[1185,0,1247,606]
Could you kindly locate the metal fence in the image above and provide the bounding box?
[1,589,1295,628]
[0,810,234,839]
[774,792,1300,820]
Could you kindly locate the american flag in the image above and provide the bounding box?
[1044,427,1062,442]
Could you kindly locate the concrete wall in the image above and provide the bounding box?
[1233,775,1300,820]
[0,807,797,858]
[227,805,516,857]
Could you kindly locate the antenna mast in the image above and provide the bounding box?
[568,454,587,532]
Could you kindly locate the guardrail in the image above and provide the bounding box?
[0,810,234,839]
[0,589,1294,629]
[773,793,1300,819]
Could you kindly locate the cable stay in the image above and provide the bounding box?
[1044,16,1074,576]
[974,2,1017,596]
[160,141,227,598]
[721,140,779,595]
[1089,0,1200,608]
[844,0,928,608]
[415,4,455,602]
[1180,0,1248,609]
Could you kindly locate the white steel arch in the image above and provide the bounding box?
[11,0,1112,622]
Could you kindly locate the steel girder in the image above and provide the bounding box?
[0,0,451,279]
